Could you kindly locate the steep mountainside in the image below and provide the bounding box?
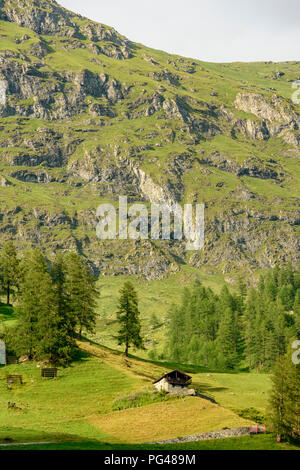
[0,0,299,279]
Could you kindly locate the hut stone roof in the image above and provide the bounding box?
[153,370,192,386]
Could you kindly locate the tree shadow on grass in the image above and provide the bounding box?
[72,348,91,363]
[79,337,247,378]
[193,382,229,404]
[0,303,16,321]
[0,426,168,451]
[0,426,99,447]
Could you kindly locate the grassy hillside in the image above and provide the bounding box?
[89,398,251,445]
[93,267,228,355]
[1,434,299,450]
[0,266,229,358]
[0,340,277,449]
[0,0,299,452]
[0,0,299,280]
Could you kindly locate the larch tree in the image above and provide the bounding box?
[268,354,288,442]
[0,241,19,305]
[284,343,300,442]
[217,307,240,370]
[16,250,77,365]
[268,344,300,443]
[16,250,53,360]
[116,281,144,357]
[63,252,99,340]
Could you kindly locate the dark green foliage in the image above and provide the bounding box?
[1,248,99,365]
[112,390,176,411]
[166,264,299,371]
[63,253,99,340]
[0,325,16,356]
[294,290,300,337]
[116,281,144,357]
[268,355,287,441]
[244,265,299,370]
[166,281,241,369]
[14,250,48,360]
[0,241,19,305]
[268,344,300,442]
[150,313,161,330]
[235,408,265,425]
[14,250,77,365]
[217,307,240,369]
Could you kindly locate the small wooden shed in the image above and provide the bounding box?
[153,370,194,395]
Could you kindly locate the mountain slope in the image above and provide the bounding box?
[0,339,267,446]
[0,0,299,279]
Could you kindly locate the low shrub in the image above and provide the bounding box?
[112,390,179,411]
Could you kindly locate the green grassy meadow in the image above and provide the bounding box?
[1,435,299,450]
[1,270,297,451]
[0,338,297,450]
[0,267,228,357]
[0,2,299,452]
[92,269,231,356]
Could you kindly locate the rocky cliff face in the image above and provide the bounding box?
[0,0,299,279]
[234,92,300,147]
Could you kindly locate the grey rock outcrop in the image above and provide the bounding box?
[234,92,300,147]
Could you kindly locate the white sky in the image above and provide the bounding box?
[59,0,300,63]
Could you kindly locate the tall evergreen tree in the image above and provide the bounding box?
[284,343,300,441]
[265,275,277,301]
[47,253,78,364]
[51,254,77,338]
[268,344,300,442]
[165,264,300,371]
[293,290,300,337]
[16,250,77,365]
[244,289,260,369]
[217,307,240,369]
[64,253,99,339]
[116,282,144,357]
[268,354,288,442]
[278,285,294,310]
[167,302,187,362]
[0,241,19,305]
[16,250,52,359]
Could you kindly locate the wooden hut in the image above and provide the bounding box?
[153,370,195,395]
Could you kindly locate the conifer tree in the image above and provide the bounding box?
[16,250,77,365]
[47,254,78,363]
[35,285,74,366]
[278,285,294,310]
[268,344,300,442]
[294,266,300,290]
[164,263,299,371]
[268,354,288,442]
[64,253,99,339]
[284,343,300,441]
[167,288,190,361]
[273,265,280,287]
[265,276,277,301]
[279,262,294,288]
[16,250,52,359]
[237,276,247,300]
[293,290,300,337]
[217,307,240,369]
[0,241,19,305]
[51,254,76,337]
[116,281,144,357]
